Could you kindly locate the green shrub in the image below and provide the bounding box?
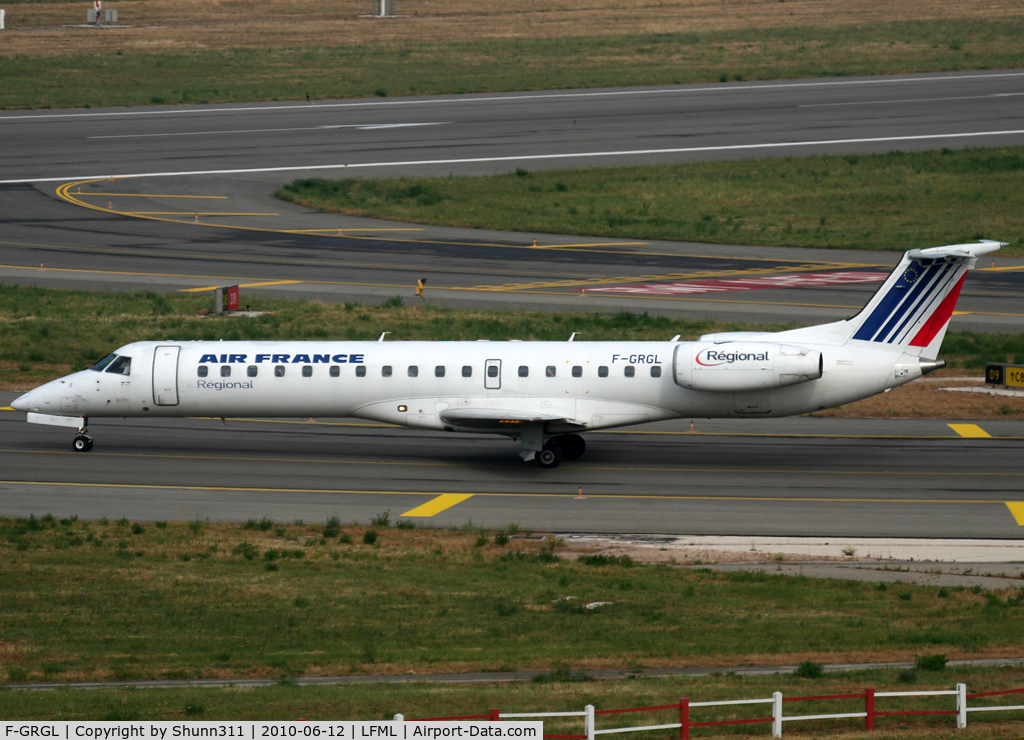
[915,654,947,671]
[323,516,341,538]
[232,542,259,560]
[794,661,824,679]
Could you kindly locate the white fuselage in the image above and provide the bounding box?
[16,338,914,432]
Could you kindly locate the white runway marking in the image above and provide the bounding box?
[800,92,1024,108]
[1,71,1023,122]
[88,122,448,139]
[5,128,1024,185]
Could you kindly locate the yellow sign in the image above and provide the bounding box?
[1007,366,1024,388]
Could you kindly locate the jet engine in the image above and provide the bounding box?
[674,342,822,392]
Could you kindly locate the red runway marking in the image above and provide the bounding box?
[591,271,888,295]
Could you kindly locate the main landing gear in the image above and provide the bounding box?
[535,434,586,469]
[73,420,93,452]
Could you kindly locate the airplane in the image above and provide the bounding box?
[11,240,1003,468]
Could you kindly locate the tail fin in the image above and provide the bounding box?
[847,240,1004,358]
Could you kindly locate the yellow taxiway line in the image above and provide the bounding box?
[71,192,228,199]
[179,280,304,292]
[125,212,280,216]
[0,478,1022,506]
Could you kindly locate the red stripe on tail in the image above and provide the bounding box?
[909,274,965,347]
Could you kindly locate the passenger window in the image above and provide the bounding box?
[651,366,662,378]
[572,366,582,378]
[382,365,392,377]
[329,366,340,377]
[462,366,472,378]
[598,366,608,377]
[274,366,286,377]
[546,366,556,377]
[355,366,366,377]
[197,366,209,377]
[220,365,231,378]
[302,365,313,378]
[248,366,258,378]
[518,366,528,377]
[408,365,418,377]
[106,356,132,375]
[435,366,445,377]
[624,366,635,377]
[487,365,499,378]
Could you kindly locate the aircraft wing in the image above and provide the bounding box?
[439,408,572,431]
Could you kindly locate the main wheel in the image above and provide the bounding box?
[535,442,564,469]
[73,435,93,452]
[556,434,586,460]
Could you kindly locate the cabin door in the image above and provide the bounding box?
[152,345,181,406]
[484,359,501,390]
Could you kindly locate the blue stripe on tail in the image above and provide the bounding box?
[852,262,945,342]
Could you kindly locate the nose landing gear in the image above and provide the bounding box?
[73,420,93,452]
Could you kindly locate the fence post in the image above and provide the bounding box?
[957,683,967,729]
[394,715,404,722]
[490,708,500,722]
[865,688,875,731]
[679,698,689,740]
[585,704,595,740]
[772,691,783,738]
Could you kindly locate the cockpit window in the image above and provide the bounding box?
[91,353,118,372]
[105,356,132,376]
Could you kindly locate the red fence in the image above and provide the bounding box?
[401,682,1024,738]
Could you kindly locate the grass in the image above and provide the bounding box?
[1,18,1023,110]
[4,518,1024,688]
[277,147,1024,253]
[3,285,1024,392]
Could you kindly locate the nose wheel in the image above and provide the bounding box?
[73,435,93,452]
[73,424,94,452]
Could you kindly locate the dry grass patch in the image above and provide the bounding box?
[3,0,1022,55]
[814,375,1024,419]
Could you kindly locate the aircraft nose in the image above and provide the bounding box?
[11,391,31,412]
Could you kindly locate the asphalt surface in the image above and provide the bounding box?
[2,72,1024,539]
[3,394,1023,538]
[4,70,1024,182]
[1,71,1023,328]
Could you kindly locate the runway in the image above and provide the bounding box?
[1,71,1024,329]
[2,71,1023,537]
[3,395,1023,538]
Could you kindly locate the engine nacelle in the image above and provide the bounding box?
[674,342,822,392]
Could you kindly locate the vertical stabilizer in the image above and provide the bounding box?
[846,240,1003,358]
